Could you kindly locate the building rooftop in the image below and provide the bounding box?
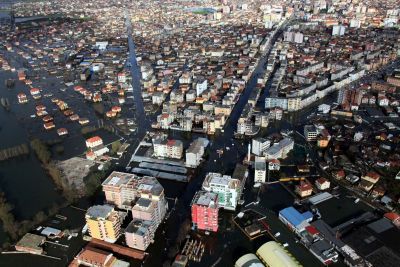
[15,233,45,252]
[86,205,113,219]
[103,172,164,197]
[235,253,264,267]
[257,241,301,267]
[76,247,115,266]
[136,197,152,209]
[280,206,313,227]
[192,190,218,208]
[125,219,152,236]
[102,171,135,187]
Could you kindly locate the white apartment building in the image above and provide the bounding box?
[254,157,267,183]
[185,138,209,168]
[264,138,294,160]
[252,137,271,156]
[332,25,346,36]
[304,125,318,141]
[196,79,208,96]
[202,172,241,211]
[153,139,183,159]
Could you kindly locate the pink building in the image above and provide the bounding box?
[191,191,219,232]
[125,220,153,251]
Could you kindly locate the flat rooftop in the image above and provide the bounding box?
[316,196,370,227]
[193,191,218,207]
[15,233,45,251]
[102,171,136,187]
[125,219,152,236]
[86,205,113,219]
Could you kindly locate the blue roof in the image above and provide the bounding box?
[279,207,312,227]
[302,211,313,221]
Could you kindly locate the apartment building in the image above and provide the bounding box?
[126,176,168,251]
[252,137,271,156]
[153,139,183,159]
[185,137,209,168]
[102,171,142,209]
[264,138,294,159]
[254,157,267,183]
[125,220,153,251]
[202,172,241,211]
[85,205,126,243]
[101,172,168,251]
[265,97,288,110]
[304,125,318,141]
[191,190,219,232]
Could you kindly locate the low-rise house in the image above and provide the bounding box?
[315,178,330,190]
[15,233,45,255]
[361,172,380,184]
[296,180,313,197]
[268,159,280,171]
[72,246,129,267]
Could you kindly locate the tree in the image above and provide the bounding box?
[84,172,103,196]
[55,145,64,155]
[111,140,122,155]
[47,163,63,189]
[0,193,18,240]
[33,211,47,224]
[30,139,51,164]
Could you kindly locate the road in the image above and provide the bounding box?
[125,12,151,135]
[132,19,289,266]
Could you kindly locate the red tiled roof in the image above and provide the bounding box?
[87,136,102,143]
[305,225,319,236]
[365,172,380,181]
[316,177,328,185]
[167,139,176,146]
[76,247,114,266]
[269,159,280,164]
[384,212,400,222]
[298,181,313,191]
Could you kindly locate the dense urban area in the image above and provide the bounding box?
[0,0,400,266]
